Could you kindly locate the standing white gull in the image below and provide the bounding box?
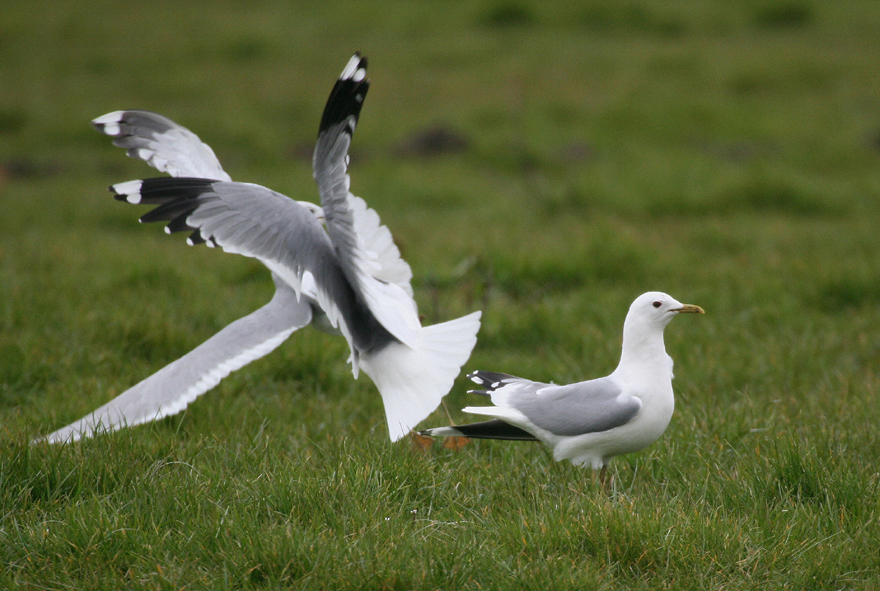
[420,292,702,485]
[41,54,481,444]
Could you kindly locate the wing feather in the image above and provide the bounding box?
[93,110,231,181]
[40,276,311,443]
[313,54,420,347]
[467,371,641,437]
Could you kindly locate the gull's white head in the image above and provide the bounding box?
[617,292,704,366]
[625,291,705,332]
[297,201,326,224]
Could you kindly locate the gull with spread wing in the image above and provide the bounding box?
[421,292,702,485]
[41,54,481,444]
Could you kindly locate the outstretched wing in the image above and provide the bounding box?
[40,275,311,443]
[93,108,415,299]
[92,110,231,181]
[111,176,395,364]
[313,53,420,348]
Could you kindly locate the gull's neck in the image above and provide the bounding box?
[616,319,670,374]
[613,313,677,435]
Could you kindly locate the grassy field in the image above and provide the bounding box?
[2,0,880,588]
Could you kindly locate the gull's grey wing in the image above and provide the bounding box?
[496,376,641,437]
[92,110,231,181]
[40,275,311,444]
[111,177,395,359]
[312,54,420,348]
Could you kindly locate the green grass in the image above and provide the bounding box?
[2,0,880,588]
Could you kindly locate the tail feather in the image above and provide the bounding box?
[360,311,481,441]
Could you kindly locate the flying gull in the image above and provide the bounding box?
[41,54,481,444]
[421,292,702,485]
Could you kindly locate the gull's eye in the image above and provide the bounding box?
[652,301,662,308]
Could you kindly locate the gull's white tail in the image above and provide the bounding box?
[360,311,482,441]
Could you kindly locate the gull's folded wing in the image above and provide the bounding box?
[465,371,641,437]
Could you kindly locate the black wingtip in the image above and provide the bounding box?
[187,229,207,245]
[318,53,370,136]
[444,420,539,442]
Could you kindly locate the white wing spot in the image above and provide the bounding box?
[113,179,143,195]
[353,67,366,82]
[339,55,361,80]
[102,123,121,136]
[92,112,125,135]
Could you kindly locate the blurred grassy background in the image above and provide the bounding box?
[1,0,879,589]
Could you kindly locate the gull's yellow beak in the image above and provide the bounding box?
[673,304,705,314]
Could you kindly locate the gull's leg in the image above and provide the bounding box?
[410,400,473,452]
[440,399,455,424]
[410,400,455,452]
[438,399,472,450]
[599,464,609,491]
[411,430,435,452]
